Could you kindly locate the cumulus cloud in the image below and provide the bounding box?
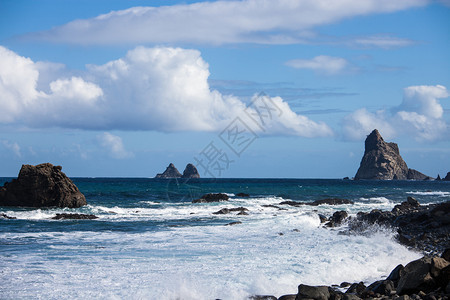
[342,85,449,141]
[98,133,133,159]
[285,55,349,75]
[0,45,332,137]
[22,0,428,46]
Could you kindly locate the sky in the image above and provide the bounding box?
[0,0,449,178]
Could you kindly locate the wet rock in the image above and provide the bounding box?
[387,264,404,285]
[225,221,242,226]
[236,193,250,197]
[213,207,248,215]
[52,213,98,220]
[366,280,395,296]
[354,129,429,180]
[346,282,366,296]
[325,211,348,227]
[247,295,277,300]
[278,295,296,300]
[0,163,86,208]
[193,193,229,203]
[318,214,328,223]
[280,199,353,207]
[0,213,16,219]
[155,163,182,178]
[296,284,330,300]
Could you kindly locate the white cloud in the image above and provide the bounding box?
[285,55,349,75]
[98,133,133,159]
[342,85,449,141]
[0,45,332,138]
[23,0,428,46]
[352,35,414,49]
[1,140,22,158]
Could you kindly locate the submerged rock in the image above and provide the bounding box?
[155,163,182,178]
[354,129,429,180]
[182,163,200,178]
[192,193,229,203]
[52,213,98,220]
[0,163,86,208]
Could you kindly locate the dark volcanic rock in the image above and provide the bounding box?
[0,163,86,208]
[182,163,200,178]
[247,295,277,300]
[444,172,450,181]
[354,129,429,180]
[280,198,353,207]
[236,192,250,197]
[192,193,229,203]
[52,213,98,220]
[296,284,330,300]
[325,210,349,227]
[225,221,242,226]
[155,163,182,178]
[436,174,441,181]
[0,213,16,219]
[213,207,249,215]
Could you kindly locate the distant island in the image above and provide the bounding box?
[155,163,200,179]
[355,129,431,180]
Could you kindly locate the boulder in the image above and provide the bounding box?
[193,193,229,203]
[236,192,250,197]
[182,163,200,178]
[325,210,348,227]
[396,257,434,295]
[155,163,182,178]
[52,213,98,220]
[354,129,429,180]
[296,284,330,300]
[0,163,86,208]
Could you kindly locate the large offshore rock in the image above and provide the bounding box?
[355,129,429,180]
[0,163,86,208]
[182,163,200,178]
[155,163,182,178]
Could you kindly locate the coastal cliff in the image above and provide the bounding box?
[355,129,430,180]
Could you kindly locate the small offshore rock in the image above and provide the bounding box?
[225,221,242,226]
[236,193,250,197]
[193,193,229,203]
[296,284,330,300]
[52,213,98,220]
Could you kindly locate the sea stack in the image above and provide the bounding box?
[0,163,86,208]
[355,129,430,180]
[155,163,182,178]
[182,163,200,178]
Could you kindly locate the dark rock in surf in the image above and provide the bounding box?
[354,129,429,180]
[52,213,98,220]
[192,193,229,203]
[213,207,248,215]
[0,213,16,219]
[296,284,330,300]
[236,192,250,197]
[225,221,242,226]
[182,163,200,178]
[155,163,182,178]
[0,163,86,208]
[279,198,353,207]
[325,210,348,227]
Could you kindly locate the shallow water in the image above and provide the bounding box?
[1,178,449,299]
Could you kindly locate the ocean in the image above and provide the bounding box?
[1,178,449,299]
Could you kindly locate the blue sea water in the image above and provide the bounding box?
[1,178,449,299]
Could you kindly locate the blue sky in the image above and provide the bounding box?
[0,0,449,178]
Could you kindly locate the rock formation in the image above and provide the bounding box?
[155,163,182,178]
[355,129,430,180]
[444,172,450,181]
[182,163,200,178]
[192,193,229,203]
[0,163,86,208]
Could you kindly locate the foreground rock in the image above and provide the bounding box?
[155,163,182,178]
[350,198,450,254]
[192,193,229,203]
[0,163,86,208]
[52,213,98,220]
[182,163,200,178]
[355,129,430,180]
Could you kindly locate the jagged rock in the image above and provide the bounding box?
[354,129,429,180]
[182,163,200,178]
[396,257,434,295]
[155,163,182,178]
[325,211,348,227]
[52,213,98,220]
[0,163,86,208]
[192,193,229,203]
[296,284,330,300]
[436,174,441,181]
[443,172,450,181]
